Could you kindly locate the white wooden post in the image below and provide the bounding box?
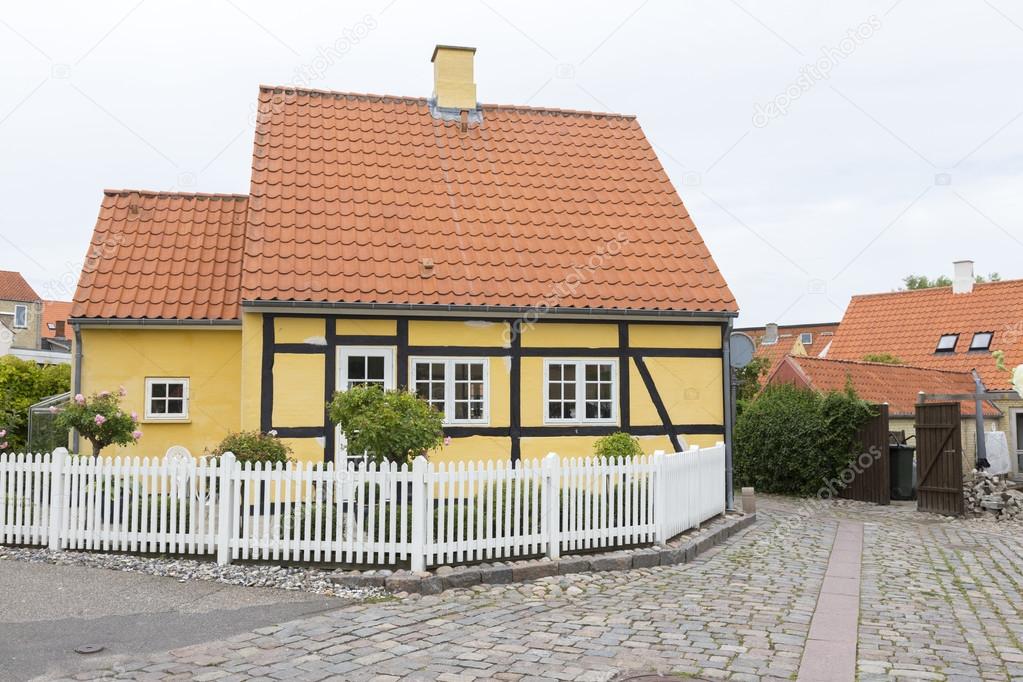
[410,455,428,572]
[47,447,68,551]
[652,449,667,544]
[216,452,236,566]
[690,444,702,529]
[544,452,560,559]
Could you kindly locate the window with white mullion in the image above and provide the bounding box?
[545,359,617,424]
[411,358,488,424]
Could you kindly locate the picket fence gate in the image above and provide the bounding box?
[0,445,727,570]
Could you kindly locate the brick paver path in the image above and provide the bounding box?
[40,497,1023,681]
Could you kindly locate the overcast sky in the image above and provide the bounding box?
[2,1,1021,326]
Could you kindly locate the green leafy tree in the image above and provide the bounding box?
[736,356,771,403]
[902,272,1000,290]
[54,389,141,455]
[210,430,292,465]
[328,385,444,466]
[0,356,71,451]
[862,352,902,364]
[593,432,643,459]
[733,383,876,496]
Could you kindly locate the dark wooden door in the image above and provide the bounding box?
[839,404,890,505]
[915,402,963,515]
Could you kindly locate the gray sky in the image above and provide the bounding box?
[2,0,1021,326]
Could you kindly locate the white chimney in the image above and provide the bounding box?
[953,260,974,294]
[762,323,779,345]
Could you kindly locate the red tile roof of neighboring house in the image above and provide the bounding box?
[72,191,248,320]
[0,271,40,303]
[41,300,73,338]
[240,88,736,314]
[768,355,1000,418]
[827,279,1023,390]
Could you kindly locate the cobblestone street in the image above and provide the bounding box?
[38,497,1023,681]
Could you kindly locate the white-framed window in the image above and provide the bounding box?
[13,304,27,329]
[145,377,189,420]
[544,359,617,424]
[338,346,394,391]
[410,357,489,424]
[800,332,813,345]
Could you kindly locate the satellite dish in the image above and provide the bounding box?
[729,332,756,369]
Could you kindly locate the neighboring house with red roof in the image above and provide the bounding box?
[734,322,839,372]
[0,271,70,364]
[766,355,1000,467]
[70,46,737,462]
[827,260,1023,474]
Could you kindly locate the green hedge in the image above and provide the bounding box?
[733,383,876,496]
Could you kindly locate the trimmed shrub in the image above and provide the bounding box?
[593,432,643,460]
[328,385,444,466]
[733,383,876,496]
[210,430,292,465]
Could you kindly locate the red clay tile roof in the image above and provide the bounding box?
[827,280,1023,390]
[735,322,839,370]
[41,300,72,338]
[0,271,40,303]
[768,355,999,418]
[72,191,248,320]
[240,87,736,314]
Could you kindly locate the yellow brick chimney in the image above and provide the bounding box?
[431,45,477,110]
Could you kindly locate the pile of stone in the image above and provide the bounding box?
[964,470,1023,519]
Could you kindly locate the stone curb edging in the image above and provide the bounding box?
[331,512,757,595]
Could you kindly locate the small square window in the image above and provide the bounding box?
[544,359,617,424]
[145,378,189,420]
[970,332,993,351]
[800,332,813,345]
[13,304,27,329]
[935,334,959,352]
[411,358,488,424]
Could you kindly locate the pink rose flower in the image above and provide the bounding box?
[94,414,106,426]
[443,436,452,446]
[0,429,6,438]
[119,385,127,397]
[49,406,58,414]
[0,442,7,450]
[99,390,110,398]
[131,411,138,421]
[74,394,85,404]
[131,430,143,439]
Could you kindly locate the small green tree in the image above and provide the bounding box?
[328,385,444,466]
[54,389,141,455]
[902,272,1000,290]
[736,356,771,403]
[862,352,902,364]
[210,430,292,465]
[593,432,643,460]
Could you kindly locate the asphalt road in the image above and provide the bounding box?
[0,560,345,681]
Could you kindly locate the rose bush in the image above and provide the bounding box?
[53,388,141,455]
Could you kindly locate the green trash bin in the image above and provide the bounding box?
[890,444,916,500]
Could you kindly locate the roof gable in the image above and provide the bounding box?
[0,271,40,303]
[827,280,1023,389]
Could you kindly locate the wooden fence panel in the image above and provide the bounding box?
[839,404,891,505]
[915,402,963,515]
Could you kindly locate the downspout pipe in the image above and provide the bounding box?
[72,323,82,454]
[722,321,735,510]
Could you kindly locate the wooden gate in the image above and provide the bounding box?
[839,404,890,505]
[915,402,963,515]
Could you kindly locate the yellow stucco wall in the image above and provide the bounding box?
[275,317,326,344]
[79,327,242,457]
[636,357,724,425]
[629,324,721,349]
[409,320,509,347]
[272,353,325,426]
[521,323,617,348]
[241,313,262,432]
[336,318,396,336]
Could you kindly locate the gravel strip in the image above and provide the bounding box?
[0,546,383,600]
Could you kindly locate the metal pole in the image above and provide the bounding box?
[973,371,989,470]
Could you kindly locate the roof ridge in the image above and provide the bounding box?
[257,84,636,120]
[851,277,1023,300]
[103,189,248,200]
[792,354,977,376]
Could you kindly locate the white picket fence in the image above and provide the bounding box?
[0,444,726,570]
